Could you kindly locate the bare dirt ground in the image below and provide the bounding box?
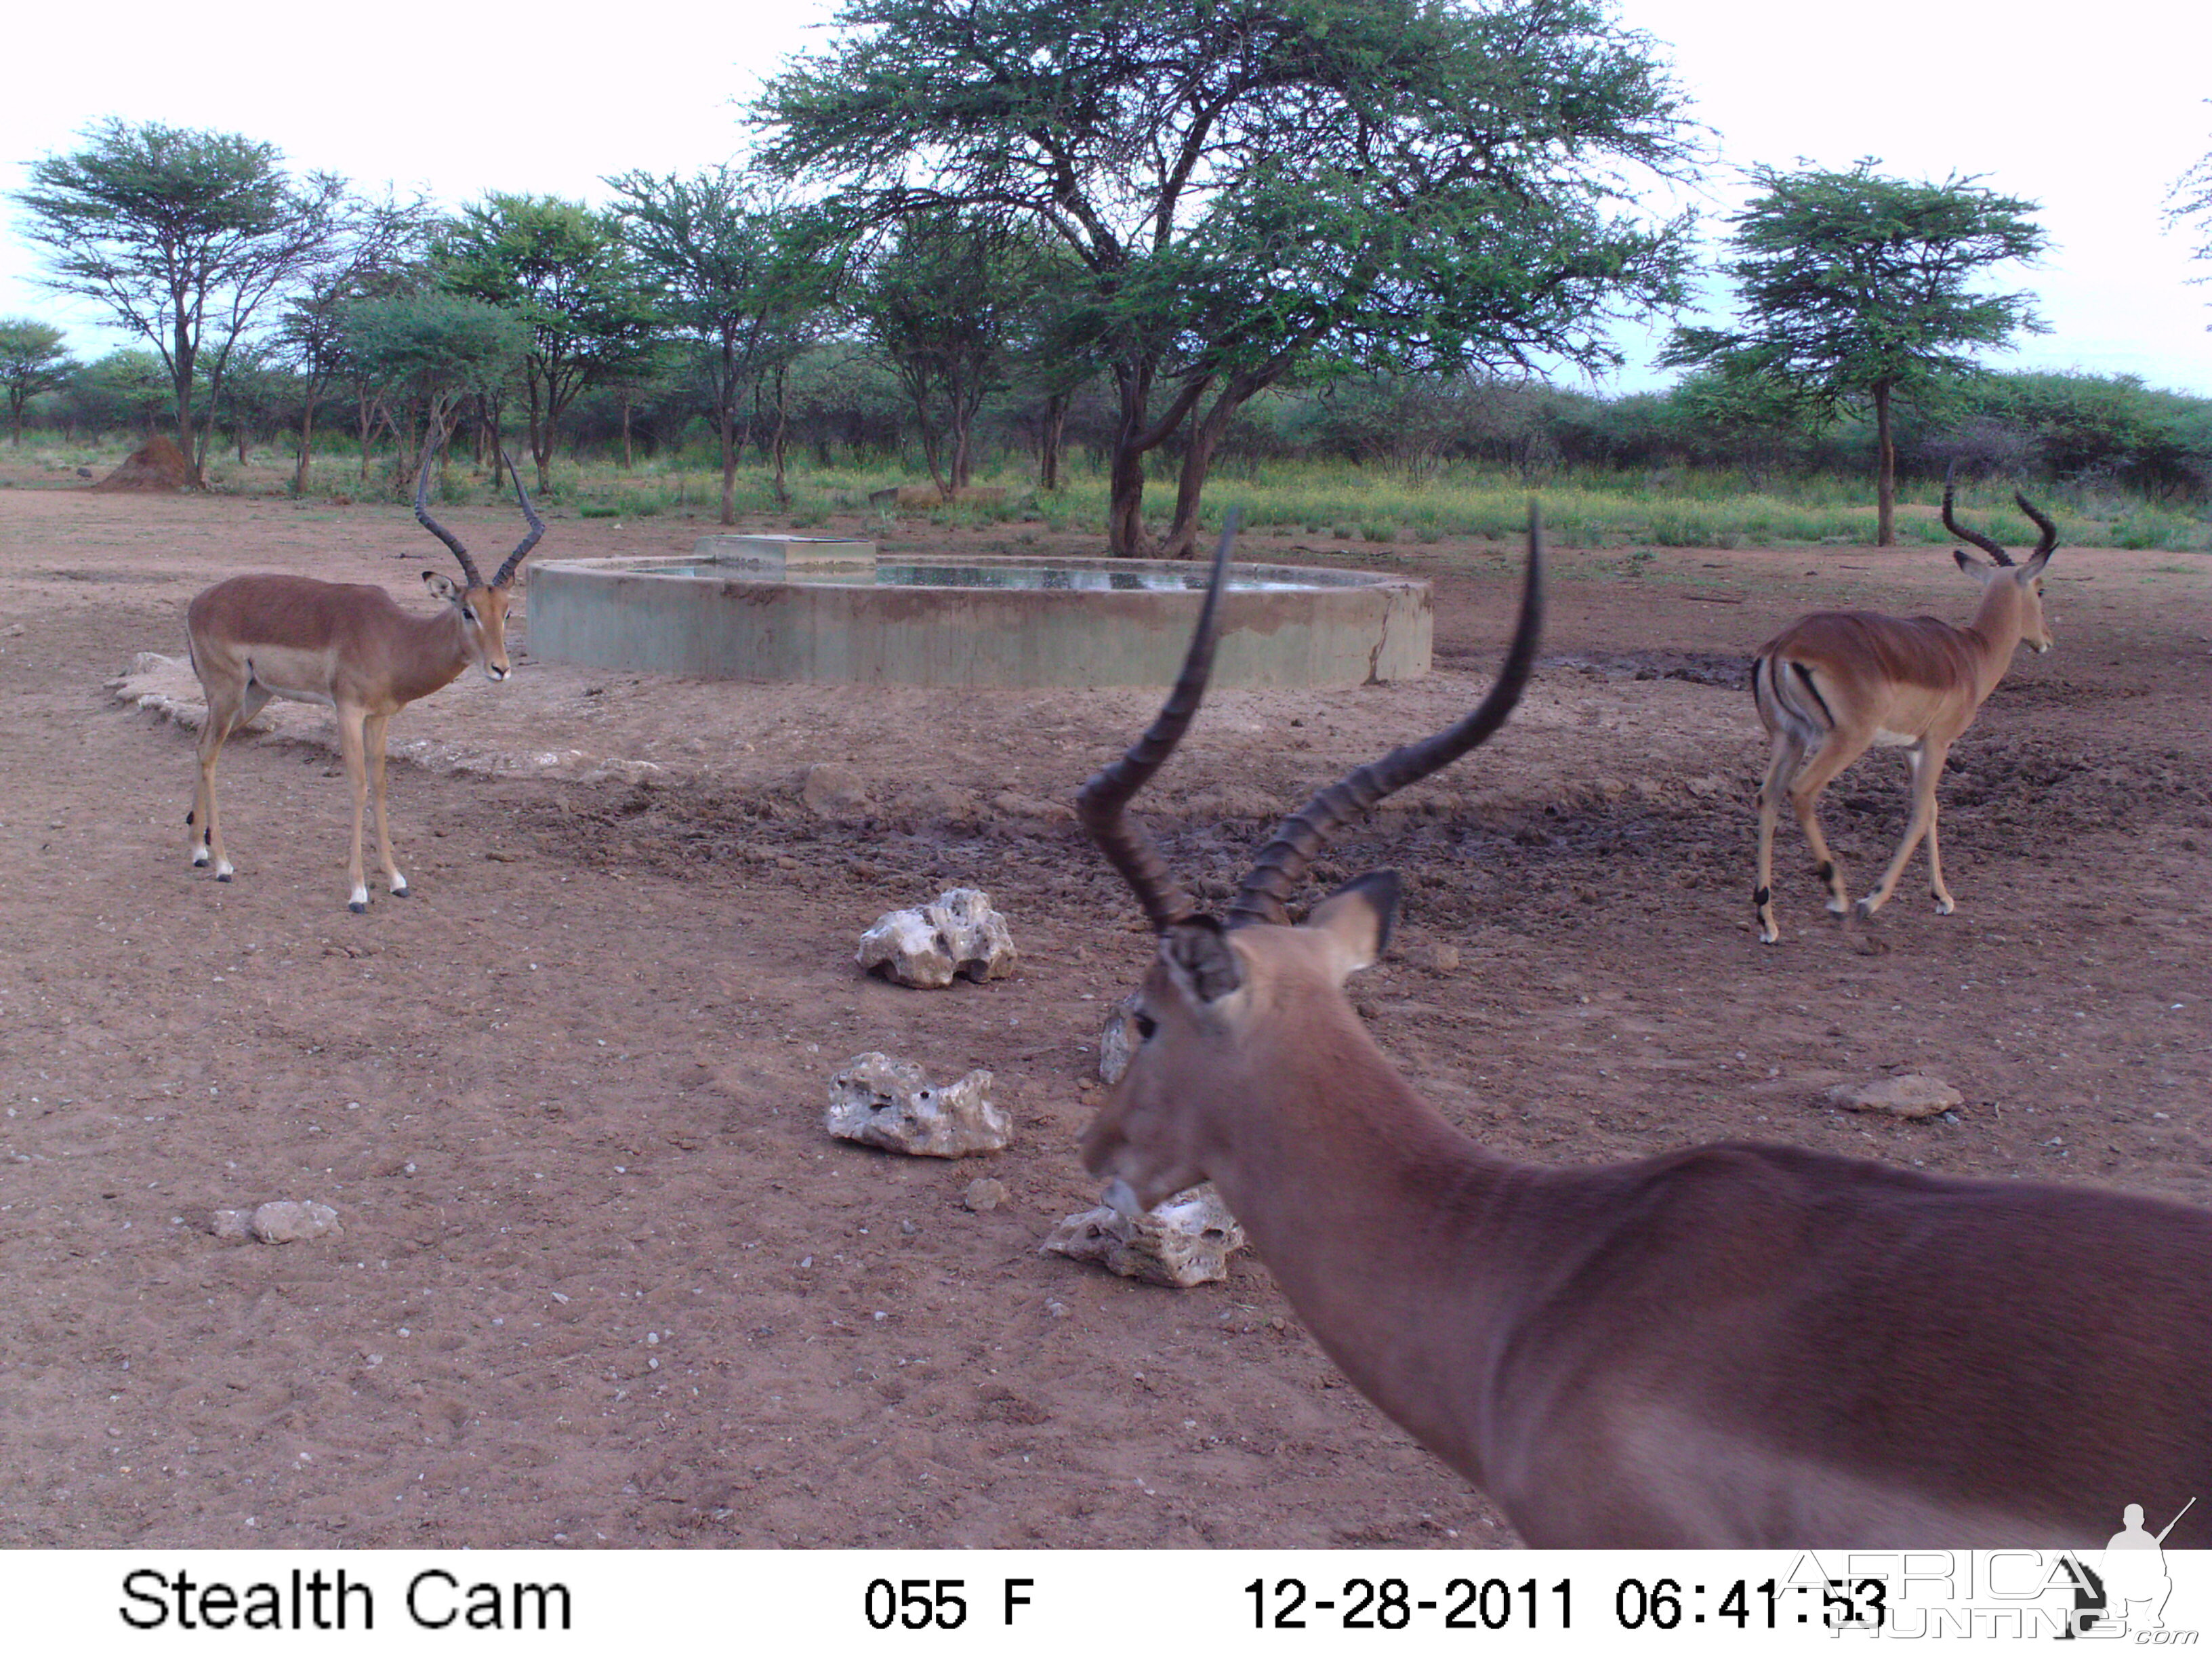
[1,476,2206,1550]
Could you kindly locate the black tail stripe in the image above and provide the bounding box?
[1790,661,1836,728]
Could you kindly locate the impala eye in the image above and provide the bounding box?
[1133,1011,1159,1042]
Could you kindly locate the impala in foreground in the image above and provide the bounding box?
[1075,513,2210,1547]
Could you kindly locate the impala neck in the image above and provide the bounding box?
[392,605,478,704]
[1195,999,1549,1488]
[1957,578,2034,703]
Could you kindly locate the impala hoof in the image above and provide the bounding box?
[348,899,367,914]
[1933,897,1954,916]
[390,884,410,898]
[1758,927,1782,946]
[191,850,209,867]
[216,872,231,884]
[1851,897,1877,920]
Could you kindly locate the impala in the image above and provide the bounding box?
[185,445,541,912]
[1752,478,2060,944]
[1075,514,2210,1548]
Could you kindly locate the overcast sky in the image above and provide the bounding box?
[3,0,2207,396]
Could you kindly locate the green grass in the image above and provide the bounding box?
[21,434,2208,552]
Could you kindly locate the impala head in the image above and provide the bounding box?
[414,440,545,682]
[1944,468,2059,655]
[1078,513,1543,1214]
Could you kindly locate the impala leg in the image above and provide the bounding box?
[1753,731,1800,945]
[365,713,407,897]
[1925,808,1953,914]
[1858,741,1951,920]
[337,708,371,913]
[190,681,250,880]
[1786,736,1869,921]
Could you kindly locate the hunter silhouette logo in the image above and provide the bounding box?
[2057,1498,2199,1640]
[2097,1498,2196,1635]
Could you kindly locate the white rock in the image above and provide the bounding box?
[1041,1185,1246,1288]
[825,1053,1010,1157]
[248,1200,341,1244]
[856,888,1017,987]
[1824,1074,1964,1120]
[210,1208,251,1239]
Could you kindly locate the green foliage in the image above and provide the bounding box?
[434,194,662,487]
[60,349,172,434]
[604,168,838,516]
[1945,371,2212,497]
[1664,159,2046,540]
[0,318,80,443]
[853,211,1057,493]
[340,292,529,409]
[757,0,1698,551]
[1665,161,2047,408]
[12,119,348,478]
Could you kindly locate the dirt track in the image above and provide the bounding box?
[0,480,2205,1548]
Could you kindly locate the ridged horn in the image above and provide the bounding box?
[413,428,484,589]
[490,449,545,588]
[1077,516,1239,932]
[1942,463,2015,567]
[1225,506,1544,927]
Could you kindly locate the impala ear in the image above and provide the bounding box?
[1162,918,1244,1004]
[1304,869,1399,981]
[1952,547,1995,582]
[423,571,459,602]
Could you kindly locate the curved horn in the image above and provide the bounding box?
[1942,464,2013,567]
[1077,515,1239,932]
[413,430,485,589]
[1226,506,1545,928]
[2013,491,2058,561]
[490,449,545,589]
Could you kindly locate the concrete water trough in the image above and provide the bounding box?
[527,535,1431,689]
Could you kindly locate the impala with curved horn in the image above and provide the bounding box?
[1076,511,2210,1547]
[184,441,542,912]
[1752,474,2060,943]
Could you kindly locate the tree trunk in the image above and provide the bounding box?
[718,405,737,527]
[293,398,317,494]
[171,308,203,488]
[621,394,634,471]
[1160,386,1252,558]
[769,367,791,509]
[1874,382,1896,548]
[1038,393,1069,492]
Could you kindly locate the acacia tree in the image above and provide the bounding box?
[14,120,347,484]
[758,0,1696,556]
[1664,161,2047,545]
[339,291,529,493]
[0,319,79,445]
[272,191,438,491]
[605,169,833,520]
[435,194,661,491]
[852,211,1054,496]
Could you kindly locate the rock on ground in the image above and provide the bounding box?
[212,1200,342,1244]
[1824,1074,1964,1120]
[1041,1185,1246,1288]
[825,1052,1010,1157]
[856,888,1017,988]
